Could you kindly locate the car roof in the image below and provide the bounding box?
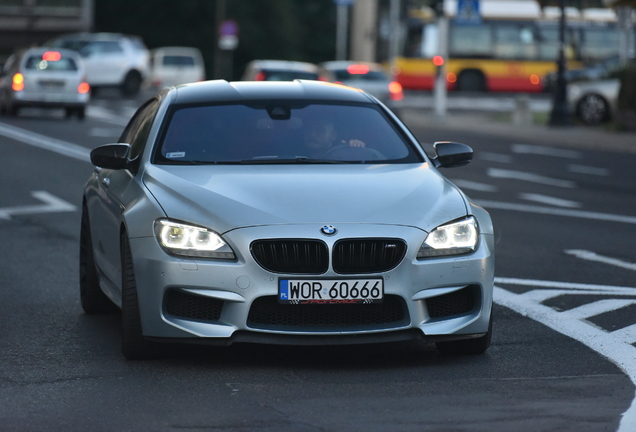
[151,46,203,57]
[55,32,134,42]
[170,79,372,105]
[247,60,319,72]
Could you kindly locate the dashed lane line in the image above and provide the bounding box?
[511,143,581,159]
[0,122,90,162]
[487,168,577,188]
[565,250,636,272]
[519,193,582,208]
[479,200,636,225]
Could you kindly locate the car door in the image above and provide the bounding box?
[81,41,127,86]
[89,99,159,292]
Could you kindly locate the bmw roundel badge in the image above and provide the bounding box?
[320,225,337,236]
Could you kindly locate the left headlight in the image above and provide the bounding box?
[154,219,235,260]
[417,216,478,258]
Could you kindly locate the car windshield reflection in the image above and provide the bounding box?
[154,103,422,165]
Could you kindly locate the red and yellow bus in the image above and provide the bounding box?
[393,0,629,92]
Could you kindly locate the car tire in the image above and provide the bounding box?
[65,107,74,119]
[456,70,486,92]
[436,312,492,355]
[121,234,161,359]
[79,205,118,314]
[77,107,86,120]
[121,70,142,96]
[576,94,609,125]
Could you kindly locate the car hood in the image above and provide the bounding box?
[142,163,468,234]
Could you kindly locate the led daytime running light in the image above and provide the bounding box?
[418,217,478,258]
[154,219,235,259]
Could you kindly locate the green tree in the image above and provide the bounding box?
[94,0,336,80]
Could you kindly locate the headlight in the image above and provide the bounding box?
[417,216,478,258]
[154,219,235,259]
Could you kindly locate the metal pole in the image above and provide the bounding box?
[434,4,448,118]
[388,0,400,63]
[336,5,349,60]
[213,0,226,80]
[549,0,569,126]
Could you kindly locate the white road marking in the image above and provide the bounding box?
[487,168,576,188]
[568,164,610,176]
[494,277,636,295]
[511,143,581,159]
[89,127,123,138]
[612,324,636,345]
[478,200,636,225]
[0,122,90,162]
[565,250,636,272]
[479,152,513,163]
[453,179,498,192]
[0,191,76,220]
[86,106,130,126]
[519,193,582,208]
[494,278,636,432]
[563,299,636,320]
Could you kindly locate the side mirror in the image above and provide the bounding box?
[90,143,131,170]
[432,141,473,168]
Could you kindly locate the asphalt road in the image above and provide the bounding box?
[0,90,635,432]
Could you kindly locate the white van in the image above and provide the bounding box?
[148,47,206,89]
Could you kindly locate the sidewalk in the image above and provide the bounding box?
[400,108,636,154]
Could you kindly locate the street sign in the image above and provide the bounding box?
[456,0,481,25]
[334,0,354,6]
[219,35,238,50]
[218,19,239,51]
[219,19,239,37]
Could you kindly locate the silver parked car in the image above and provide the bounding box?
[241,59,321,81]
[48,32,150,96]
[568,78,620,125]
[0,47,90,118]
[81,79,495,359]
[319,61,404,114]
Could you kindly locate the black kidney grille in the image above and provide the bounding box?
[251,240,328,274]
[247,295,408,331]
[164,289,224,322]
[426,285,478,319]
[333,239,407,274]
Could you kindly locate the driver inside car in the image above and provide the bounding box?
[303,118,365,158]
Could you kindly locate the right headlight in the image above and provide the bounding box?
[417,216,478,258]
[154,219,235,260]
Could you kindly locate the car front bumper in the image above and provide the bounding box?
[129,223,494,345]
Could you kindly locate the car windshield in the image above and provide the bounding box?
[262,70,319,81]
[24,56,78,71]
[162,55,196,66]
[155,102,422,165]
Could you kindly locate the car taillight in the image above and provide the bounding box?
[12,73,24,91]
[254,71,266,81]
[388,81,403,101]
[78,82,90,94]
[42,51,62,62]
[346,64,370,74]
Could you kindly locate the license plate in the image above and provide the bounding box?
[278,278,383,304]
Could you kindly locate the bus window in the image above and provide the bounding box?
[449,24,493,58]
[581,27,620,61]
[494,23,538,60]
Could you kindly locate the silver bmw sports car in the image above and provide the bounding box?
[80,79,494,359]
